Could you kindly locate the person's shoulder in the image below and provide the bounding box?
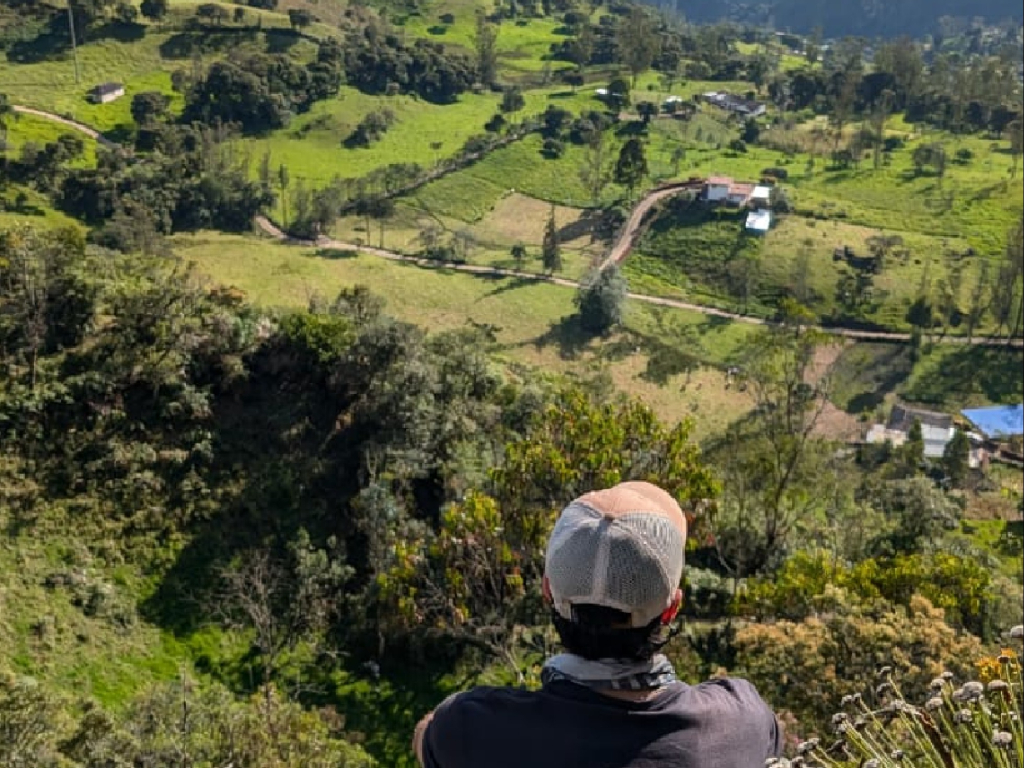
[423,686,545,767]
[677,677,775,715]
[433,685,542,724]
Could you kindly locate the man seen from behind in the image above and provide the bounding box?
[413,481,783,768]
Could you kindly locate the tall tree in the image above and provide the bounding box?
[872,37,924,109]
[278,163,290,227]
[139,0,168,20]
[613,137,647,199]
[575,265,627,335]
[474,11,499,86]
[711,302,836,577]
[500,86,525,116]
[569,23,594,67]
[1009,112,1023,180]
[541,205,561,274]
[578,130,612,205]
[829,71,859,153]
[130,91,170,127]
[869,88,894,170]
[616,8,659,87]
[511,242,527,269]
[942,429,971,489]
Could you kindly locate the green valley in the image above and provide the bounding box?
[1,0,1022,765]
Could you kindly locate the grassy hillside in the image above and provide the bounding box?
[631,118,1023,332]
[175,230,760,437]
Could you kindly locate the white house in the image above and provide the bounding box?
[88,82,125,104]
[726,182,755,207]
[864,404,956,459]
[705,176,732,202]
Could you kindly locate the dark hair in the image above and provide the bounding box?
[551,604,673,662]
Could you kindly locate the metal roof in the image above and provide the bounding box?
[745,210,772,232]
[960,404,1024,438]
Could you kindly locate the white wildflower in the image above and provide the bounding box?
[992,731,1013,748]
[796,738,819,755]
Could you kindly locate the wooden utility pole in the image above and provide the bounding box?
[67,1,80,84]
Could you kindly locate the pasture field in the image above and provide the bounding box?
[238,85,589,189]
[0,14,308,132]
[627,106,1022,332]
[327,193,603,279]
[0,184,87,230]
[4,111,99,166]
[174,230,760,436]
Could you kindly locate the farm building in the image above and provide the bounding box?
[745,209,772,234]
[701,91,766,117]
[725,182,755,206]
[703,177,764,207]
[88,82,125,104]
[864,403,956,459]
[704,176,733,202]
[749,185,772,208]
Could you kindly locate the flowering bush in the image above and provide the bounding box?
[768,625,1023,768]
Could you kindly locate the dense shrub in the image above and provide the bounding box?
[345,109,396,147]
[344,33,475,104]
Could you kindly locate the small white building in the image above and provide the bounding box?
[864,404,956,459]
[705,176,733,202]
[745,209,772,234]
[750,185,772,208]
[88,82,125,104]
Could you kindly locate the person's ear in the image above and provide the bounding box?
[542,576,553,604]
[659,588,683,625]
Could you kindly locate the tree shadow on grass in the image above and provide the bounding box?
[313,246,359,259]
[530,314,591,360]
[482,274,537,298]
[835,342,916,414]
[6,22,144,63]
[159,28,261,59]
[903,345,1024,408]
[102,124,134,145]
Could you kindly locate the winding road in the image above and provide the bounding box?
[599,179,706,271]
[12,105,120,150]
[255,216,1023,346]
[13,103,1024,349]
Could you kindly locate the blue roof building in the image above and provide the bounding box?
[960,405,1024,439]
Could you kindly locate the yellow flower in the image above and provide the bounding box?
[975,656,1001,684]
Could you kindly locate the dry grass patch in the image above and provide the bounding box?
[474,193,590,247]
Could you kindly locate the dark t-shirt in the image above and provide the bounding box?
[422,677,782,768]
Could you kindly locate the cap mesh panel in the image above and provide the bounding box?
[604,516,684,624]
[546,519,601,601]
[546,504,685,626]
